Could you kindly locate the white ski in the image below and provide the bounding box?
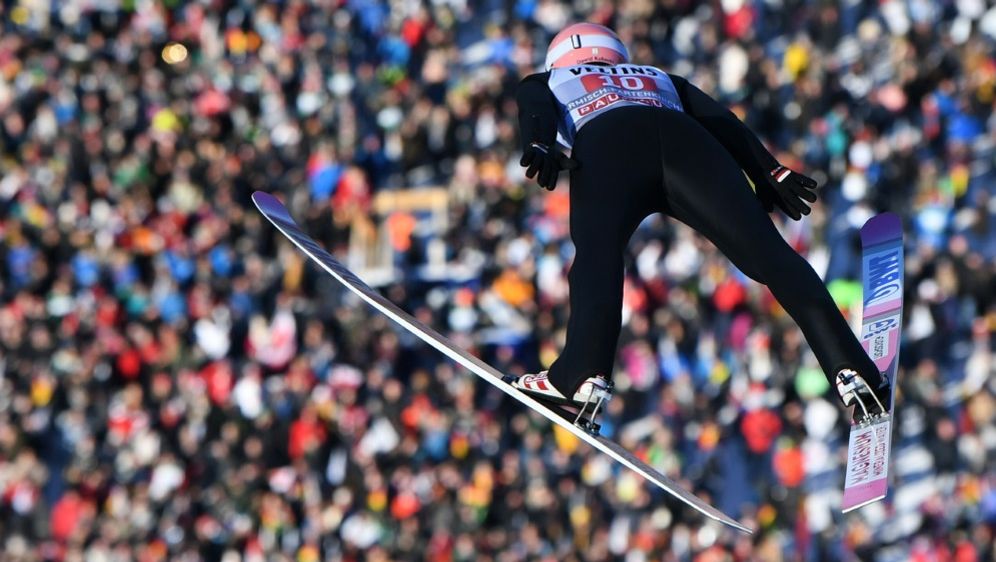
[252,191,751,534]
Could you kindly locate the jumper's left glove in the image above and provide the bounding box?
[520,142,579,190]
[755,165,819,220]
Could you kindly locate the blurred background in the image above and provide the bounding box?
[1,1,995,561]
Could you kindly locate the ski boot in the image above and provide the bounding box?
[836,368,890,424]
[509,371,614,435]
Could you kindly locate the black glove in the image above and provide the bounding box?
[520,142,579,190]
[755,165,819,220]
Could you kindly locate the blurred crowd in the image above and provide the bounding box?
[2,0,996,561]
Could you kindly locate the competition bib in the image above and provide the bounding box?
[549,64,684,148]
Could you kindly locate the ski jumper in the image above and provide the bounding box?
[516,64,882,397]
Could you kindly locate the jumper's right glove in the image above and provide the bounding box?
[520,142,579,191]
[755,165,819,220]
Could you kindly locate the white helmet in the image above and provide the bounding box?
[545,23,629,71]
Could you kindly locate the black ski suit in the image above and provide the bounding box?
[516,69,882,398]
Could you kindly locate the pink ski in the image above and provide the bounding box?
[843,213,904,512]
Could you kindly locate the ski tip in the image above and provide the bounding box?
[251,190,278,207]
[860,212,901,236]
[251,191,293,222]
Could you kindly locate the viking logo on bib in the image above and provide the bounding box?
[549,64,684,148]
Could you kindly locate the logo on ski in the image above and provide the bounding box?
[860,314,900,361]
[864,248,902,308]
[845,423,890,487]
